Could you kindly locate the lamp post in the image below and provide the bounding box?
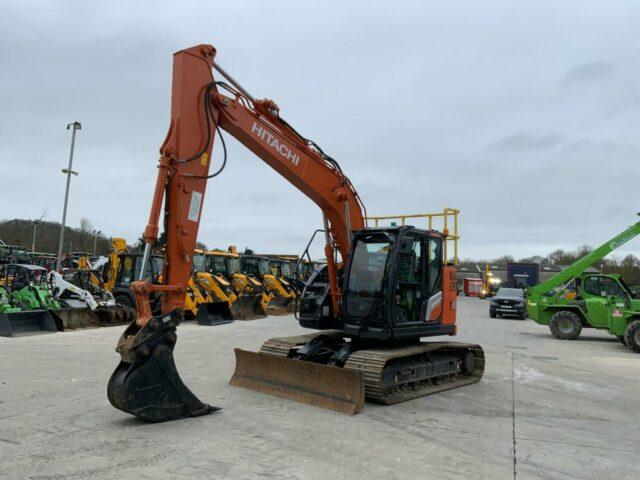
[92,229,101,256]
[56,121,81,271]
[31,219,40,252]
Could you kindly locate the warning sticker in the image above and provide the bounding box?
[188,191,203,222]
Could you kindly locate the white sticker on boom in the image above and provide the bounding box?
[188,191,203,222]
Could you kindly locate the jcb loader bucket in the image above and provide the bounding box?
[108,313,220,422]
[95,306,135,327]
[0,310,58,337]
[230,349,365,415]
[51,308,102,331]
[266,297,292,316]
[196,301,234,326]
[233,295,267,321]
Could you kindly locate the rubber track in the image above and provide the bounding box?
[258,332,485,404]
[344,342,485,404]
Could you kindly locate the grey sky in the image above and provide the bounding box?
[1,1,639,260]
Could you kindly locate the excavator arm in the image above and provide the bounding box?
[108,44,366,422]
[134,44,364,327]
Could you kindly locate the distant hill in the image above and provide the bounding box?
[0,218,115,256]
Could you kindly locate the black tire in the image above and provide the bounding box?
[549,310,582,340]
[623,320,640,353]
[114,293,135,310]
[519,310,526,320]
[617,335,627,346]
[489,309,497,318]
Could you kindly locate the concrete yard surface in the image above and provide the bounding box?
[1,296,639,480]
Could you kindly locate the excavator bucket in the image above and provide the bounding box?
[0,310,58,337]
[230,349,365,415]
[108,314,220,422]
[233,295,267,321]
[196,301,234,326]
[51,308,102,331]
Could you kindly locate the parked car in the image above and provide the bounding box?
[489,288,526,319]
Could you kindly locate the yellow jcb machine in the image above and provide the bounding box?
[266,257,297,311]
[183,249,235,325]
[199,248,270,320]
[183,271,232,326]
[240,251,292,315]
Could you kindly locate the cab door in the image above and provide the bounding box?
[393,233,426,324]
[424,236,443,322]
[392,232,443,324]
[581,276,627,327]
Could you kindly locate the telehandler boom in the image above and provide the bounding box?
[107,44,484,421]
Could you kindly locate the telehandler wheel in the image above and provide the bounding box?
[623,320,640,353]
[616,335,627,346]
[549,310,582,340]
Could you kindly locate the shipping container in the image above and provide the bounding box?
[506,263,539,289]
[463,277,483,297]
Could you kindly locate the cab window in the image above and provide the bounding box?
[584,276,627,298]
[428,238,442,294]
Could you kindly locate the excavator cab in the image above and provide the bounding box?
[341,227,455,339]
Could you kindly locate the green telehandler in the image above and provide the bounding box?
[527,215,640,352]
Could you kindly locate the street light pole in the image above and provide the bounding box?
[92,229,101,256]
[32,219,40,252]
[56,121,81,271]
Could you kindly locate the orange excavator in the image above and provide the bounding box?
[107,44,485,422]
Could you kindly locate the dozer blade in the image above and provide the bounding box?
[233,296,267,321]
[0,310,58,337]
[51,308,102,331]
[107,313,220,422]
[196,302,234,326]
[230,349,365,415]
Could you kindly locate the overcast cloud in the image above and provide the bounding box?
[1,1,639,260]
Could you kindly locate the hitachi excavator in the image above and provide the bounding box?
[107,44,484,422]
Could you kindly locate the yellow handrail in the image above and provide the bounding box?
[365,207,460,265]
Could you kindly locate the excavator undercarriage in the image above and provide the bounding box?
[232,332,484,414]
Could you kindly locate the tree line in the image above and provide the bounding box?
[0,218,113,255]
[460,245,640,285]
[0,218,207,257]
